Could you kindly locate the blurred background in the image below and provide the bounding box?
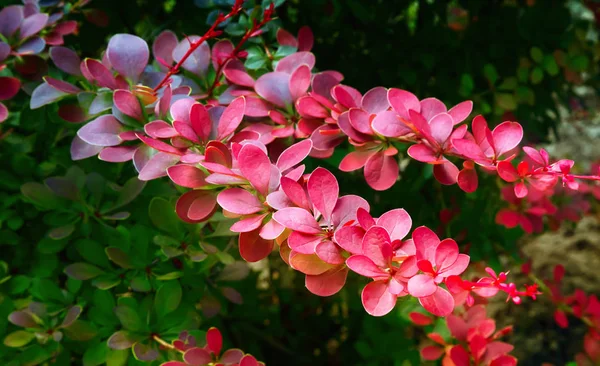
[2,0,600,365]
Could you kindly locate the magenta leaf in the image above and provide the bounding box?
[307,167,339,224]
[407,274,437,297]
[70,136,103,160]
[364,152,399,191]
[152,30,178,70]
[175,190,217,223]
[217,188,263,215]
[346,255,387,278]
[167,165,207,188]
[305,266,348,297]
[77,115,123,146]
[362,86,389,114]
[419,287,455,317]
[276,139,312,172]
[217,96,245,139]
[183,347,212,365]
[273,207,321,234]
[0,77,21,101]
[372,111,411,137]
[107,34,149,81]
[275,51,315,73]
[237,144,271,196]
[361,280,397,316]
[113,90,143,121]
[206,327,222,355]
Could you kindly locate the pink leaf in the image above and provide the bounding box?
[388,88,420,119]
[49,46,82,76]
[408,274,437,297]
[305,266,348,296]
[223,59,255,87]
[275,51,315,73]
[492,121,523,157]
[457,167,478,193]
[339,150,375,172]
[361,226,391,267]
[99,146,137,162]
[448,100,473,124]
[217,188,263,215]
[276,139,312,172]
[289,64,311,101]
[289,252,334,275]
[421,346,444,361]
[172,36,210,76]
[237,144,271,196]
[362,87,389,114]
[331,194,369,228]
[19,13,49,40]
[273,207,321,234]
[449,345,470,366]
[239,229,274,262]
[113,90,143,121]
[361,280,397,316]
[152,30,177,70]
[255,72,292,108]
[333,226,365,255]
[412,226,440,262]
[167,165,207,188]
[190,103,212,141]
[429,113,453,144]
[435,239,459,270]
[175,190,217,223]
[259,218,285,240]
[315,240,344,264]
[376,209,412,242]
[409,312,433,326]
[230,214,266,233]
[307,167,339,223]
[206,327,222,355]
[297,26,314,51]
[433,161,459,185]
[183,348,212,365]
[420,98,447,121]
[77,115,123,146]
[419,287,455,317]
[217,96,245,140]
[364,152,399,191]
[107,34,149,81]
[372,111,411,137]
[296,96,330,118]
[346,255,387,278]
[497,161,519,182]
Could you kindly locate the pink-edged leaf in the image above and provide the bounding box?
[175,190,217,223]
[315,240,344,264]
[307,167,339,223]
[85,58,117,89]
[332,84,362,109]
[172,36,210,76]
[167,165,207,188]
[190,103,212,141]
[223,59,255,87]
[362,225,391,267]
[138,152,180,181]
[433,161,459,185]
[297,26,314,51]
[145,120,177,139]
[311,71,343,101]
[280,177,310,210]
[388,88,420,119]
[113,89,143,121]
[289,252,334,275]
[362,87,389,114]
[9,311,38,328]
[452,138,486,161]
[239,229,274,262]
[296,96,330,118]
[44,77,80,94]
[412,226,440,262]
[429,113,453,144]
[376,209,412,242]
[408,274,437,297]
[333,226,364,254]
[275,51,315,73]
[339,150,375,172]
[409,312,433,326]
[288,231,322,254]
[136,133,183,155]
[448,101,473,124]
[346,255,387,278]
[331,194,369,228]
[107,34,149,81]
[259,218,285,240]
[361,280,397,316]
[289,64,311,101]
[364,152,399,191]
[305,266,348,297]
[217,188,263,215]
[0,102,7,123]
[492,121,523,157]
[276,139,312,172]
[77,115,123,146]
[421,346,444,361]
[0,77,21,100]
[239,354,259,366]
[457,167,478,193]
[273,207,321,234]
[49,47,82,76]
[255,72,292,108]
[420,98,447,121]
[497,161,519,182]
[99,146,137,162]
[173,120,200,143]
[419,287,455,317]
[71,136,103,160]
[347,108,372,134]
[152,30,178,70]
[206,327,222,355]
[183,347,212,365]
[237,143,271,195]
[19,13,49,40]
[435,239,459,270]
[372,111,411,137]
[244,96,270,117]
[170,98,195,124]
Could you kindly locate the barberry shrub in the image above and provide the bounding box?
[1,0,599,365]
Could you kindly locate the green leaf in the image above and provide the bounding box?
[274,45,297,59]
[108,177,146,212]
[215,251,235,265]
[530,47,543,63]
[495,93,517,111]
[76,239,110,268]
[154,271,183,280]
[497,77,518,91]
[83,342,108,366]
[225,22,246,36]
[245,56,267,70]
[21,182,61,210]
[114,306,144,332]
[9,275,30,294]
[530,67,544,84]
[105,247,134,269]
[130,274,152,292]
[105,348,129,366]
[570,54,589,71]
[543,55,559,76]
[4,330,35,347]
[459,73,474,97]
[92,274,121,290]
[64,320,98,341]
[65,263,105,280]
[154,280,182,318]
[149,198,181,235]
[17,344,51,365]
[48,224,76,240]
[37,236,69,254]
[483,64,498,85]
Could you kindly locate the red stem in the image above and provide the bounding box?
[152,1,244,92]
